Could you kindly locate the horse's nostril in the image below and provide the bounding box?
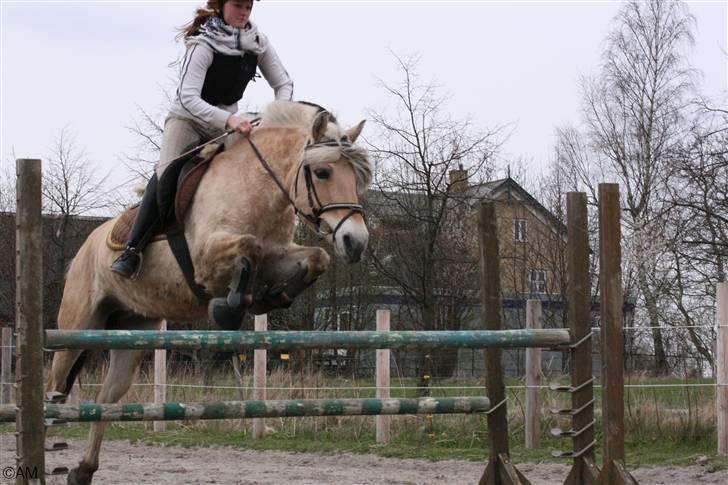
[343,234,353,252]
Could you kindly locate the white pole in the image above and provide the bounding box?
[154,320,167,432]
[376,309,391,444]
[525,299,542,449]
[717,283,728,455]
[253,314,267,438]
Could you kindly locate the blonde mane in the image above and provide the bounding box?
[259,100,372,192]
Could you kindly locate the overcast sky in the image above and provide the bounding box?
[1,0,726,201]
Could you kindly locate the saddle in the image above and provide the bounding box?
[107,143,225,250]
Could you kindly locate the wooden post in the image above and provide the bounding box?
[376,309,391,444]
[153,320,167,432]
[253,314,267,438]
[525,299,541,449]
[15,158,45,484]
[1,327,12,405]
[477,202,530,485]
[564,192,599,483]
[597,184,637,485]
[717,282,728,455]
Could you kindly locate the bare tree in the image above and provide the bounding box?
[123,104,166,182]
[660,101,728,370]
[0,158,15,212]
[42,127,112,306]
[556,0,696,375]
[365,53,505,376]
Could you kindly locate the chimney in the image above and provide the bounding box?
[448,163,468,193]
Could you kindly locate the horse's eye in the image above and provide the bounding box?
[314,168,331,180]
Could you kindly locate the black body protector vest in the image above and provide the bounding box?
[200,52,258,106]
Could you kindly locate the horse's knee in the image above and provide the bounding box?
[236,235,263,266]
[307,248,330,281]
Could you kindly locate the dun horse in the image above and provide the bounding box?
[45,101,372,484]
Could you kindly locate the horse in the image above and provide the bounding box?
[44,101,373,485]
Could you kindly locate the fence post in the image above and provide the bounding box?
[1,327,12,405]
[376,309,391,444]
[153,320,167,432]
[525,299,542,449]
[253,314,267,438]
[15,158,45,484]
[717,282,728,456]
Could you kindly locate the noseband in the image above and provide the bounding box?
[245,137,365,242]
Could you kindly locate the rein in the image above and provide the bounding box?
[245,137,365,241]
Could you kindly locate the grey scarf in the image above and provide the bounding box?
[187,16,266,56]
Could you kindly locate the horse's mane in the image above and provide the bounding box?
[259,101,373,192]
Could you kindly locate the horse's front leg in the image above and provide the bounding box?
[196,231,262,329]
[251,244,330,314]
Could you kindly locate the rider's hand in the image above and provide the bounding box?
[226,115,253,135]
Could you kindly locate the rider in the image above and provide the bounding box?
[111,0,293,278]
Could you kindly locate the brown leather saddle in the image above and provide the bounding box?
[107,143,224,250]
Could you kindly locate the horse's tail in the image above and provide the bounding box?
[62,350,89,395]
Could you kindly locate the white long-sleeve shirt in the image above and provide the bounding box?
[170,39,294,131]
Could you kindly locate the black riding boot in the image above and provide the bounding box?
[110,175,160,279]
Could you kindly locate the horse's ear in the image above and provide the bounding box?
[346,120,366,143]
[311,111,330,143]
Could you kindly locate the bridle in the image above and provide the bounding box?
[245,137,365,242]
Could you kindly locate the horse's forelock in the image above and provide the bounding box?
[303,144,373,193]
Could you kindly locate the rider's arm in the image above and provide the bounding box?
[258,38,294,101]
[176,43,233,130]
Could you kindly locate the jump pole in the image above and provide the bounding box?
[0,397,490,423]
[44,329,570,351]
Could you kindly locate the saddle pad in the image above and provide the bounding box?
[106,205,166,251]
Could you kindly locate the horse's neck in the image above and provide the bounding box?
[189,127,307,236]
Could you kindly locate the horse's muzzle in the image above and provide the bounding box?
[334,219,368,263]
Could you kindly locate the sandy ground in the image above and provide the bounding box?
[2,434,727,484]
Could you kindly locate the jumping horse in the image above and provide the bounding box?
[44,101,372,484]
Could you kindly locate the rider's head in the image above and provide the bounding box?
[180,0,258,39]
[216,0,254,28]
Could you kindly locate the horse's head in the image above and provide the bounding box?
[294,113,371,262]
[258,101,373,262]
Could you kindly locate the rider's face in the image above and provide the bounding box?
[223,0,253,29]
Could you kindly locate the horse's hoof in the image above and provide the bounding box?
[45,391,68,404]
[67,467,93,485]
[208,297,245,330]
[227,256,252,308]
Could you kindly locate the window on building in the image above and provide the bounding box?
[529,270,546,293]
[337,311,350,331]
[514,219,527,242]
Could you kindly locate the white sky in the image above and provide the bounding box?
[1,0,726,200]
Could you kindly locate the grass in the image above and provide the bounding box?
[2,366,727,470]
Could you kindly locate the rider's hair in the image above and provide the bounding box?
[177,0,255,40]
